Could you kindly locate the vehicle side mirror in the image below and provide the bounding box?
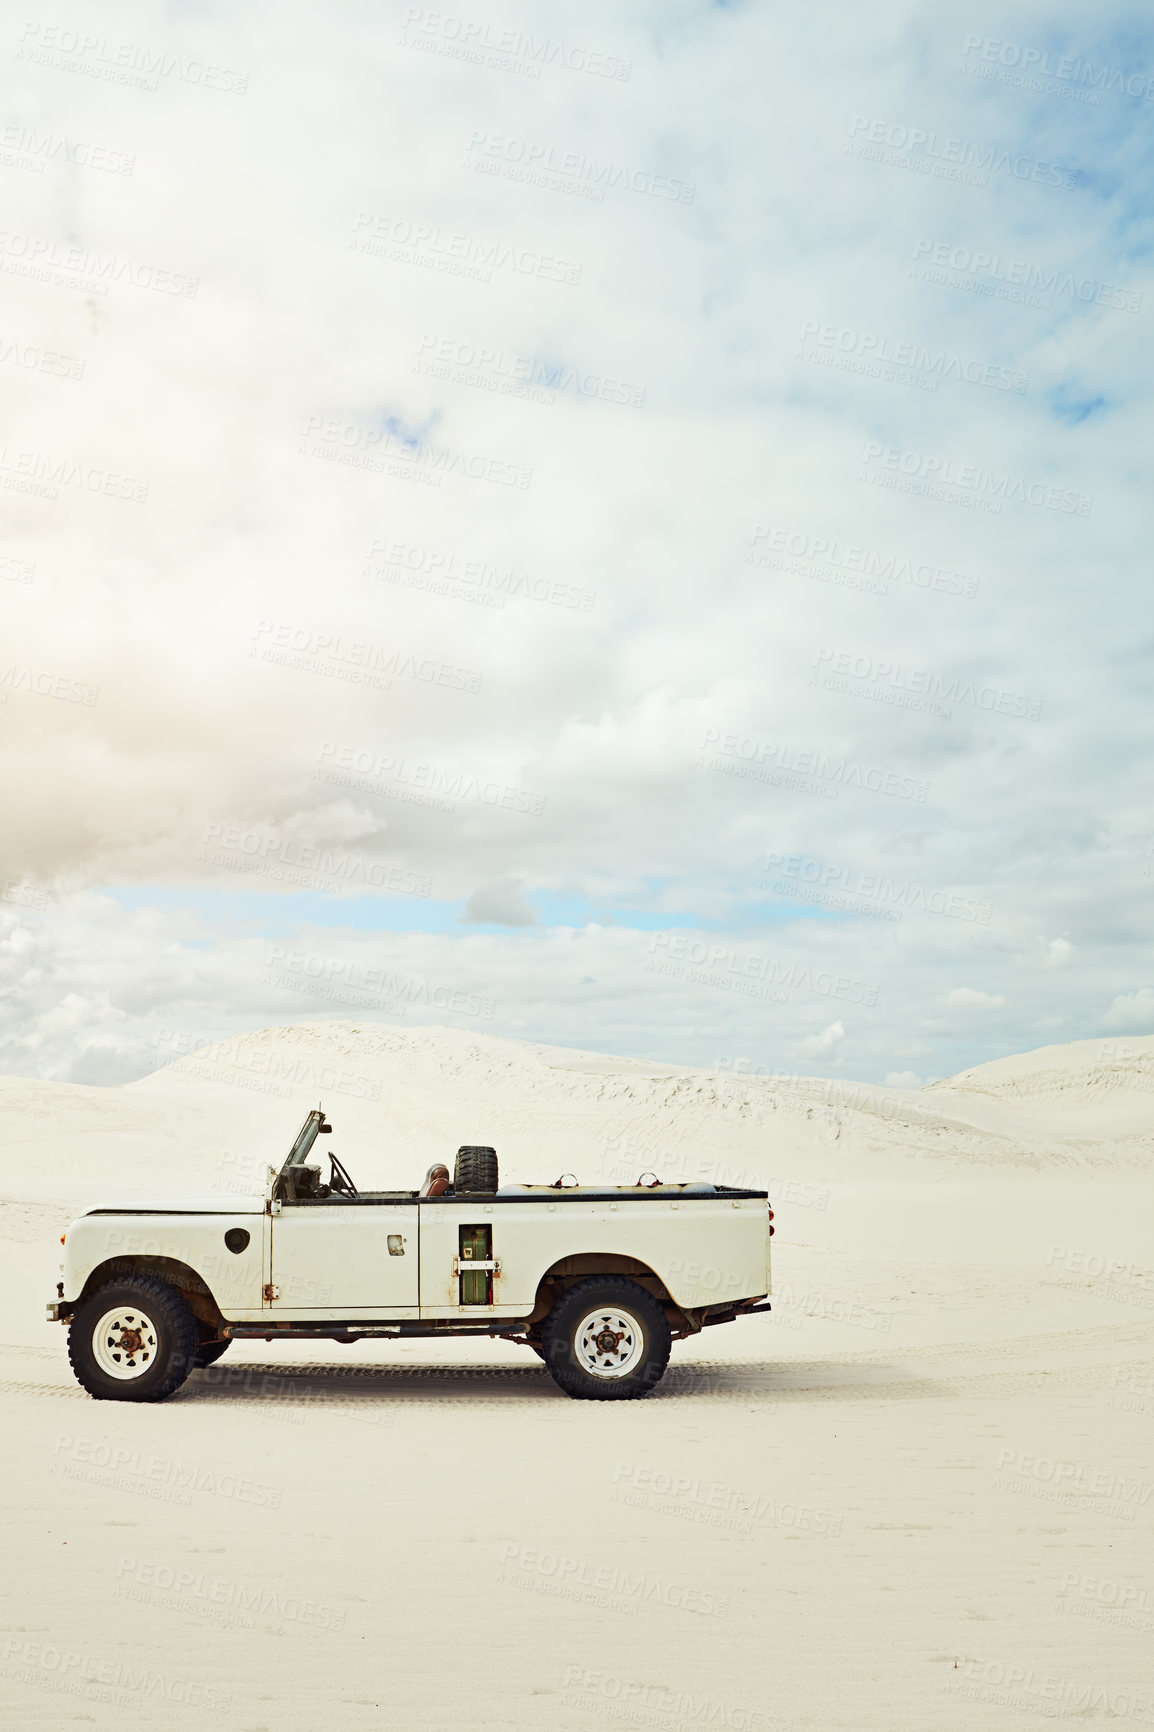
[319,1124,332,1133]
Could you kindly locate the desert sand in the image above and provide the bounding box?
[2,1022,1152,1729]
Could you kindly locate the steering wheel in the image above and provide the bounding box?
[327,1151,359,1196]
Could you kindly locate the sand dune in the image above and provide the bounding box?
[2,1024,1151,1729]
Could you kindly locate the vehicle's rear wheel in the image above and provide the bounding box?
[194,1337,231,1370]
[67,1276,198,1403]
[541,1277,671,1401]
[454,1144,498,1194]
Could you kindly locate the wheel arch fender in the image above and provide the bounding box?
[528,1252,686,1331]
[76,1256,225,1331]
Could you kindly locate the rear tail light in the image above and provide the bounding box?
[60,1234,66,1245]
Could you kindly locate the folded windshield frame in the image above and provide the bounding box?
[281,1108,326,1173]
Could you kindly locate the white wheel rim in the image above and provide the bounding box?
[92,1306,159,1380]
[574,1307,645,1378]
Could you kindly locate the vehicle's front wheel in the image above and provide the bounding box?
[541,1277,671,1401]
[67,1276,199,1403]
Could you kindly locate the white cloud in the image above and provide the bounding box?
[1104,989,1154,1030]
[884,1071,922,1088]
[461,880,538,927]
[943,989,1006,1008]
[798,1021,845,1058]
[0,1,1150,1083]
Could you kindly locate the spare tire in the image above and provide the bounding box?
[454,1145,498,1194]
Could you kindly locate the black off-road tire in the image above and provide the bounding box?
[541,1277,671,1401]
[67,1275,199,1403]
[454,1145,498,1194]
[194,1337,232,1370]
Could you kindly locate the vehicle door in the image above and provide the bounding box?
[269,1201,419,1315]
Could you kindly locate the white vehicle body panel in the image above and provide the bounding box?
[63,1204,266,1319]
[417,1197,769,1318]
[60,1188,770,1325]
[269,1205,419,1316]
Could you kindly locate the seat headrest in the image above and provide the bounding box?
[419,1162,451,1199]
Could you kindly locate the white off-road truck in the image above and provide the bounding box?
[48,1109,773,1403]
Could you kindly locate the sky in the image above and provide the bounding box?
[1,0,1152,1087]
